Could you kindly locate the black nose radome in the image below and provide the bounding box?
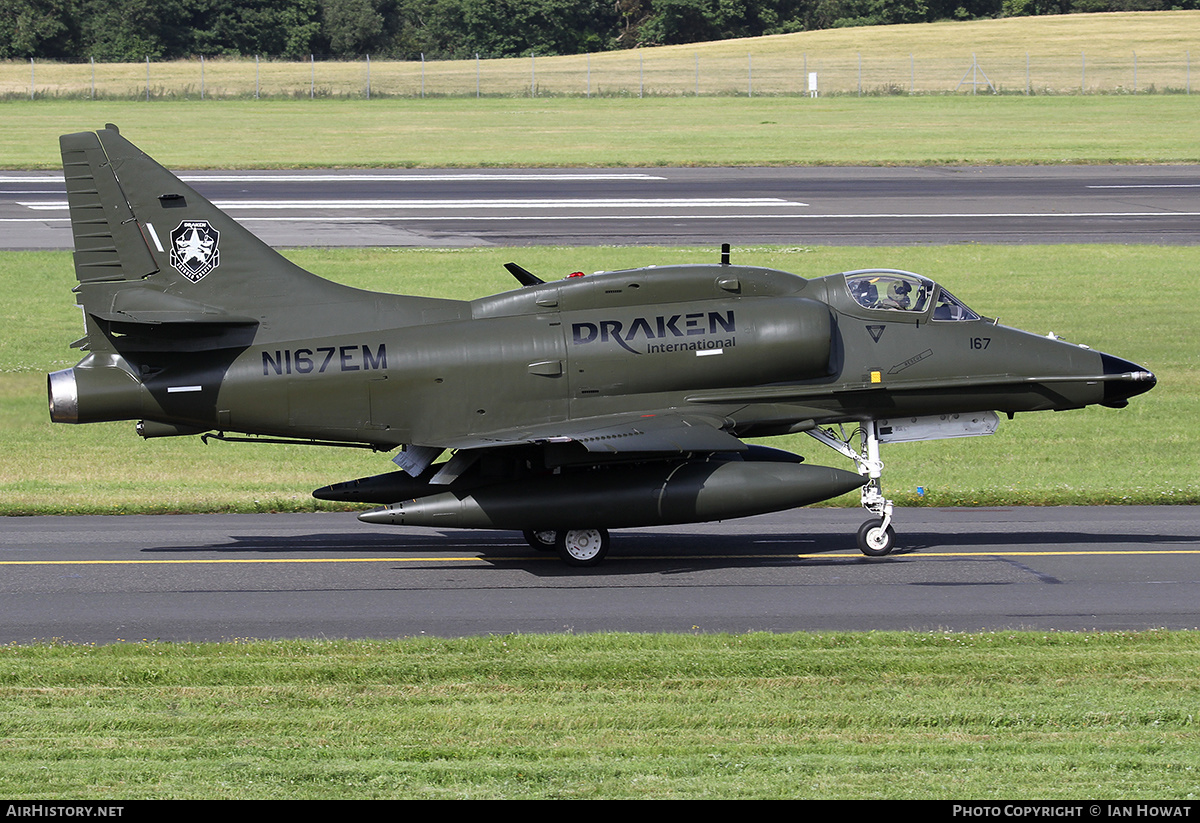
[1100,353,1156,408]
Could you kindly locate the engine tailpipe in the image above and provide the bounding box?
[48,355,147,425]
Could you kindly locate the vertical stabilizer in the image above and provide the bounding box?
[61,125,344,319]
[59,125,454,356]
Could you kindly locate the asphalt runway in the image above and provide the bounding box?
[1,507,1197,643]
[4,165,1200,249]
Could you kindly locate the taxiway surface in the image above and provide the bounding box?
[2,507,1197,643]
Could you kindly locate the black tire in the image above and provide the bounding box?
[555,528,610,567]
[856,519,895,557]
[523,530,557,551]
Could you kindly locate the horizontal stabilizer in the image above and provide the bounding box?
[92,288,259,327]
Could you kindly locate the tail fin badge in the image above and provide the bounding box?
[169,220,220,282]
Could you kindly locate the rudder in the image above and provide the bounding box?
[60,126,160,286]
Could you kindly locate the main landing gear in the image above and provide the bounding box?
[523,528,611,567]
[808,422,897,557]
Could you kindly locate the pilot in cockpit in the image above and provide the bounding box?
[883,279,912,309]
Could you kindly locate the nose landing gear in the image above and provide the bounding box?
[857,517,896,557]
[809,422,896,557]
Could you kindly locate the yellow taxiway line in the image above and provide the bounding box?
[0,548,1197,566]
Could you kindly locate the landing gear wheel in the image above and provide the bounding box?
[555,528,610,567]
[857,519,895,557]
[523,530,557,551]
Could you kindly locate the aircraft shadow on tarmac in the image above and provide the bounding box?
[136,525,1197,578]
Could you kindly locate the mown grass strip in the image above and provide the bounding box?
[2,95,1197,169]
[0,631,1197,799]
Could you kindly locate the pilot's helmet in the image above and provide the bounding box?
[849,278,874,305]
[887,279,912,307]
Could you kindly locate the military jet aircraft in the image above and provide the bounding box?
[48,126,1156,566]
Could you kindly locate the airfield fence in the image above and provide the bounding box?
[3,50,1196,100]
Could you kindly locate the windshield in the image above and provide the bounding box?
[846,271,932,314]
[845,271,979,322]
[932,288,980,322]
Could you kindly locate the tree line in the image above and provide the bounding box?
[3,0,1194,62]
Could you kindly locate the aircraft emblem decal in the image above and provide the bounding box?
[867,325,886,342]
[170,220,220,282]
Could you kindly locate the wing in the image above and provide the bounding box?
[393,411,746,480]
[443,411,745,454]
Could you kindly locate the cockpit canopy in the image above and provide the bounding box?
[844,270,979,322]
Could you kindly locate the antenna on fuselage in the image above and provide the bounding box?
[504,262,544,287]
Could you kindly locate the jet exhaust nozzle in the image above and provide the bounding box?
[47,356,147,424]
[47,368,79,424]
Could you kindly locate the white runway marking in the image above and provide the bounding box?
[18,197,802,211]
[1086,184,1200,189]
[0,172,666,184]
[8,211,1200,225]
[224,210,1200,222]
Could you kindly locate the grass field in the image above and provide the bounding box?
[2,94,1197,168]
[5,11,1199,99]
[4,244,1195,515]
[1,631,1198,799]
